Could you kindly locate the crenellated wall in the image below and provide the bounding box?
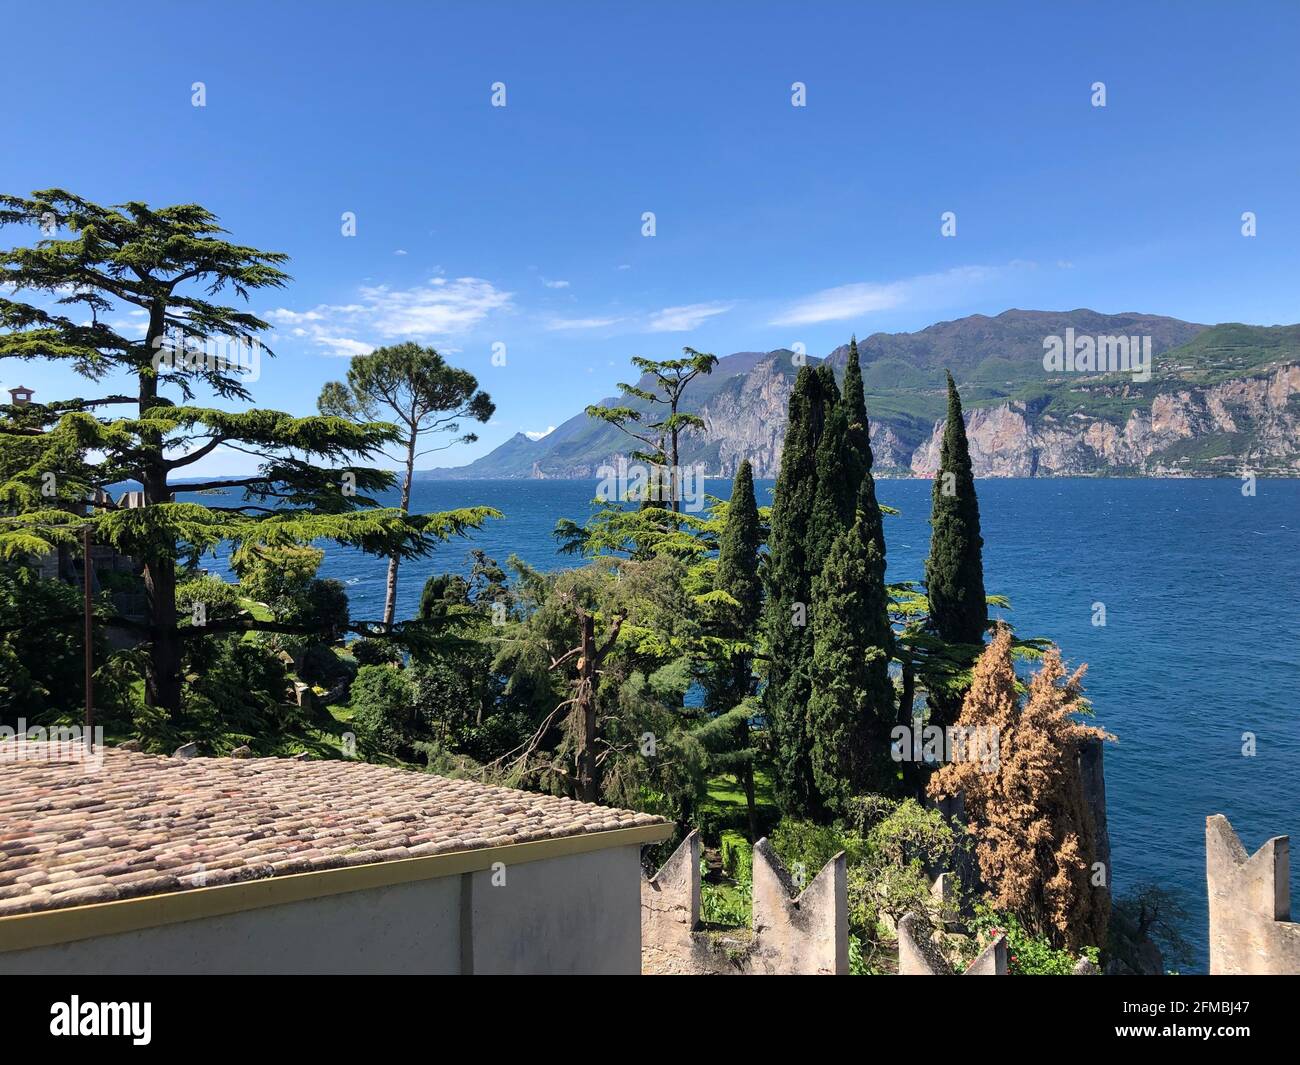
[645,812,1300,975]
[641,831,848,975]
[897,912,1007,975]
[1206,814,1300,975]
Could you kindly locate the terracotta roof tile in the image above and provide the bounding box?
[0,743,664,918]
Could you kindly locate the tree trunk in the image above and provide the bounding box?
[574,612,599,803]
[142,551,182,711]
[139,312,183,715]
[669,425,680,514]
[382,432,417,628]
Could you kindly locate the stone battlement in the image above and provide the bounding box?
[1206,814,1300,975]
[641,831,848,975]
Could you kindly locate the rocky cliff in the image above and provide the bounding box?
[910,364,1300,477]
[421,311,1300,480]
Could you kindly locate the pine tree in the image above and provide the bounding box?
[707,459,763,838]
[923,370,987,725]
[763,365,827,816]
[319,343,494,628]
[585,348,717,512]
[0,190,496,714]
[808,508,896,813]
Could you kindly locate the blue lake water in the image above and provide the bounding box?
[193,476,1299,971]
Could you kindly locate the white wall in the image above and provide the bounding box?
[0,844,642,975]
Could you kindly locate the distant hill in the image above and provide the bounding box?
[418,310,1300,479]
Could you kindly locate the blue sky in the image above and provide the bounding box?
[3,1,1299,474]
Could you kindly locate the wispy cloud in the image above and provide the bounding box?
[646,301,736,332]
[769,265,1011,326]
[545,315,626,331]
[359,278,513,336]
[267,277,513,355]
[305,334,373,358]
[542,278,570,289]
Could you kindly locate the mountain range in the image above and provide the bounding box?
[419,309,1300,480]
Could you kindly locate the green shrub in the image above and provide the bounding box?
[721,831,752,881]
[970,904,1099,975]
[0,566,94,724]
[176,638,296,751]
[350,664,416,756]
[864,798,956,868]
[700,880,751,928]
[300,642,355,690]
[769,818,863,882]
[175,573,243,624]
[230,544,324,605]
[351,638,399,667]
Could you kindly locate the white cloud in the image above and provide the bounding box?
[545,315,626,331]
[523,426,555,440]
[646,301,736,332]
[266,277,513,356]
[266,305,363,325]
[360,277,513,336]
[769,283,905,326]
[769,265,1008,326]
[542,278,570,289]
[394,249,408,256]
[315,336,373,358]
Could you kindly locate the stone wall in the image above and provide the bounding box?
[641,830,848,975]
[645,810,1300,976]
[897,912,1007,975]
[1206,814,1300,975]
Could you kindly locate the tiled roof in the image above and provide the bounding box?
[0,743,665,918]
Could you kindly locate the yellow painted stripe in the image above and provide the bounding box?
[0,822,672,953]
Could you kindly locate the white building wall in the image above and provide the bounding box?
[0,844,642,975]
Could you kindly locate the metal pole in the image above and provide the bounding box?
[83,524,93,731]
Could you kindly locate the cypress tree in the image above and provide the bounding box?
[763,365,827,816]
[923,371,988,724]
[807,400,856,577]
[842,337,886,567]
[715,459,762,629]
[808,511,897,813]
[709,459,763,839]
[815,362,841,411]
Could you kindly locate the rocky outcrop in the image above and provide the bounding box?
[911,364,1300,477]
[695,357,798,478]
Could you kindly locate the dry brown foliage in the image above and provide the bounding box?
[928,623,1114,951]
